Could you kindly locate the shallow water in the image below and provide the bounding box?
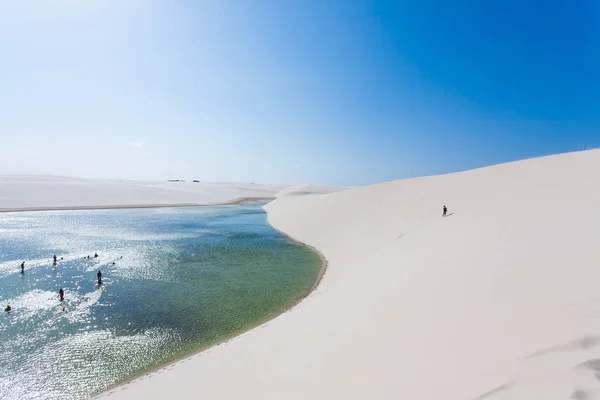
[0,204,321,399]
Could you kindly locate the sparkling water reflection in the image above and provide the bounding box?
[0,204,321,399]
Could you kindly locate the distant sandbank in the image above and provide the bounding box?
[0,196,276,214]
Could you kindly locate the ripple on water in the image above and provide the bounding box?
[0,328,181,400]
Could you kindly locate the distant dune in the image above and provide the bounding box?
[275,183,348,198]
[0,176,344,212]
[95,149,600,400]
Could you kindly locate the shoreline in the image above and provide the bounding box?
[267,220,329,297]
[91,209,328,399]
[0,197,276,214]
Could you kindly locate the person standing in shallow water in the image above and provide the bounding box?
[58,288,64,302]
[97,271,102,285]
[443,205,448,217]
[20,262,25,273]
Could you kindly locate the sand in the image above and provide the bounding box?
[36,150,600,399]
[0,176,343,212]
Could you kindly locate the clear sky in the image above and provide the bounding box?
[1,1,598,185]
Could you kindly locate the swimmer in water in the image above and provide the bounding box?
[111,262,115,266]
[58,288,64,302]
[94,253,98,258]
[5,304,11,313]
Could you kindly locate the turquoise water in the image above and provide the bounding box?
[0,204,321,400]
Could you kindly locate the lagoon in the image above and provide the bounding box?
[0,203,321,400]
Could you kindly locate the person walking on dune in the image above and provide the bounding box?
[442,205,448,217]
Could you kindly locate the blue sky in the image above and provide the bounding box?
[0,1,598,185]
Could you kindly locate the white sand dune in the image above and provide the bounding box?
[0,176,343,212]
[95,149,600,400]
[275,183,349,198]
